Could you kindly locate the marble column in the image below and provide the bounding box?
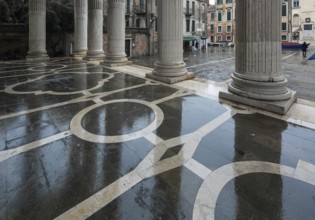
[146,0,194,84]
[73,0,88,58]
[219,0,296,114]
[27,0,49,62]
[84,0,105,61]
[102,0,129,66]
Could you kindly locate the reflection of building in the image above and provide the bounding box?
[207,0,235,44]
[291,0,315,44]
[183,0,209,50]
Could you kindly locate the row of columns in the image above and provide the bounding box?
[26,0,295,113]
[27,0,129,66]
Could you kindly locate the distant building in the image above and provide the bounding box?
[183,0,209,51]
[282,0,292,41]
[103,0,157,57]
[207,0,236,45]
[291,0,315,44]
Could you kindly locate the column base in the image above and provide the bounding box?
[84,51,105,61]
[101,60,132,67]
[26,51,50,62]
[146,72,195,84]
[72,51,87,60]
[229,72,292,101]
[219,89,297,115]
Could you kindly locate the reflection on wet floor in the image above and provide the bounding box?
[0,58,314,219]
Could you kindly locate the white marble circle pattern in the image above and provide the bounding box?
[70,99,164,143]
[193,160,315,220]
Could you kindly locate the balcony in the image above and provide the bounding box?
[185,8,193,17]
[133,5,146,16]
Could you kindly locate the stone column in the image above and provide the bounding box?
[73,0,88,58]
[102,0,129,66]
[27,0,49,62]
[219,0,296,114]
[146,0,194,84]
[85,0,105,61]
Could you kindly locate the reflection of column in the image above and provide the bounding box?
[146,0,194,84]
[231,114,287,219]
[27,0,49,62]
[84,0,105,61]
[102,0,130,66]
[219,0,296,114]
[73,0,88,58]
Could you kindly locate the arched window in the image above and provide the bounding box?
[218,10,222,22]
[227,9,232,21]
[293,14,299,27]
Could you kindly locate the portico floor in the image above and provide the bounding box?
[0,58,315,220]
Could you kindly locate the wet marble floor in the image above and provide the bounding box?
[0,58,315,220]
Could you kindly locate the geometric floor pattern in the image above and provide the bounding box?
[0,59,315,219]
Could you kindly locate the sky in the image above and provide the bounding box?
[209,0,215,4]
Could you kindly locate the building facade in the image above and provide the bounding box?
[292,0,315,44]
[183,0,208,50]
[207,0,236,45]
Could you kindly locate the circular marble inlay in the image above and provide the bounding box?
[70,99,164,143]
[82,102,155,136]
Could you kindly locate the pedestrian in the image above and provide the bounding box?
[302,42,310,58]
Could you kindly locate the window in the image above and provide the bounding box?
[210,12,215,20]
[210,24,214,31]
[126,19,130,27]
[140,0,145,11]
[226,0,232,3]
[217,35,222,41]
[186,1,189,13]
[227,25,231,33]
[282,3,287,17]
[217,0,222,5]
[226,35,232,41]
[192,2,195,15]
[186,20,190,32]
[218,26,222,33]
[227,9,232,21]
[218,10,222,22]
[282,22,287,31]
[282,35,287,41]
[293,0,299,8]
[210,36,214,42]
[192,20,196,32]
[304,24,313,30]
[136,18,140,28]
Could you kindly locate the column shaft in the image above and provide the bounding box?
[73,0,88,57]
[27,0,49,61]
[147,0,194,84]
[85,0,105,61]
[103,0,128,66]
[229,0,291,100]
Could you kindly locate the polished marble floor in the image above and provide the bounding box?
[0,58,315,220]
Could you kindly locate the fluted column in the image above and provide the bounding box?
[146,0,194,84]
[85,0,105,61]
[102,0,129,66]
[27,0,49,62]
[219,0,296,114]
[73,0,88,58]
